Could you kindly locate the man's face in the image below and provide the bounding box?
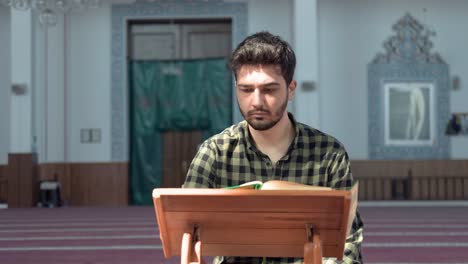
[236,64,296,131]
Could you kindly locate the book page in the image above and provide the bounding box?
[224,180,263,190]
[260,180,333,191]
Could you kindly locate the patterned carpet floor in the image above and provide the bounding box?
[0,203,467,264]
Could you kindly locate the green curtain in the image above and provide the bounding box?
[129,58,232,205]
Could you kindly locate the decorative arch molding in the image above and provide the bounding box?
[111,0,247,161]
[368,13,450,159]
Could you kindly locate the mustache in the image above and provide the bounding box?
[248,108,270,115]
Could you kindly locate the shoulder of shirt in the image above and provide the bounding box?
[198,121,246,150]
[295,121,347,152]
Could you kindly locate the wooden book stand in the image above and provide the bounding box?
[153,183,358,264]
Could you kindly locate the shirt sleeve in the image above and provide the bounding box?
[327,148,364,264]
[183,140,217,188]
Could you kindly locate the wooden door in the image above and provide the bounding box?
[162,131,202,188]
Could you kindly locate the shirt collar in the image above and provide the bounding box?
[241,112,299,159]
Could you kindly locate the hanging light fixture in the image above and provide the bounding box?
[0,0,101,26]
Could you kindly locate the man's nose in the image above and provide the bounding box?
[252,89,264,106]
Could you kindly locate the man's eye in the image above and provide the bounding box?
[240,88,253,93]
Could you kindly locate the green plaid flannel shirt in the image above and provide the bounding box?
[184,114,364,264]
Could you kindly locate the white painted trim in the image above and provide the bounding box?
[44,27,48,161]
[64,14,69,162]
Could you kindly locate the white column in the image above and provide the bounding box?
[0,6,11,164]
[44,15,66,162]
[10,10,33,153]
[293,0,321,129]
[33,14,46,162]
[31,14,67,163]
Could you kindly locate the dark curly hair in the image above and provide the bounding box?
[229,31,296,85]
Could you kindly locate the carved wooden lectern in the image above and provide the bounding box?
[153,183,358,264]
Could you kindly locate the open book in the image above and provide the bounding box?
[224,180,333,191]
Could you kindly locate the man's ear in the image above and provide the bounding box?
[288,80,297,100]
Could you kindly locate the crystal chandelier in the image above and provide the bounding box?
[0,0,101,26]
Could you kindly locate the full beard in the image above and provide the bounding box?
[239,99,288,131]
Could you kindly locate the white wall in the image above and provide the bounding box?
[318,0,468,159]
[28,14,66,163]
[0,6,11,164]
[293,0,320,128]
[248,0,293,41]
[248,0,313,118]
[247,0,322,131]
[10,10,33,154]
[9,7,112,163]
[6,0,468,162]
[44,16,66,162]
[33,15,46,162]
[68,7,111,162]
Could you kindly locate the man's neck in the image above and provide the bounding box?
[248,112,295,164]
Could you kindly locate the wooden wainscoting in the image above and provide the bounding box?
[38,162,128,206]
[352,160,412,201]
[352,160,468,200]
[410,160,468,200]
[0,164,7,204]
[5,159,468,206]
[69,162,128,206]
[7,153,38,207]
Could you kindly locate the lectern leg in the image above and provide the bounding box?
[181,232,205,264]
[304,227,323,264]
[194,240,203,263]
[181,233,193,264]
